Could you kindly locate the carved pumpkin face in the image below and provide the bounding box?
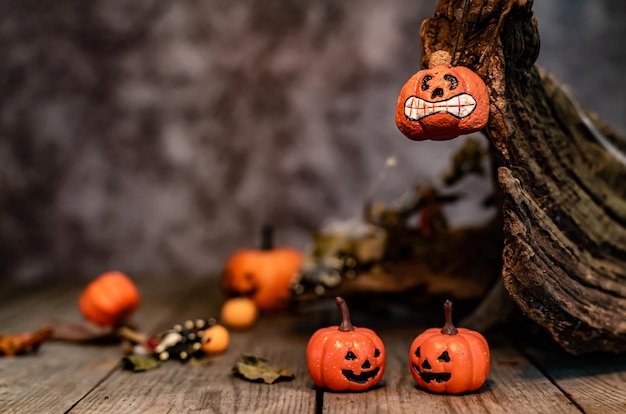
[411,341,452,385]
[396,50,489,141]
[409,300,490,394]
[306,297,386,392]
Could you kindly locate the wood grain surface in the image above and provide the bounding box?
[1,279,625,413]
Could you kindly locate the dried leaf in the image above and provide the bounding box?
[122,355,160,372]
[233,354,294,384]
[188,357,214,368]
[0,327,54,356]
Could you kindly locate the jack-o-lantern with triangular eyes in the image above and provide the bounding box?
[409,300,490,394]
[396,50,489,141]
[306,297,386,392]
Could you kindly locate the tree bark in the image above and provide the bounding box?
[421,0,626,354]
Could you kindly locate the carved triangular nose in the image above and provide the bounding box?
[431,88,444,99]
[361,359,371,369]
[422,359,432,369]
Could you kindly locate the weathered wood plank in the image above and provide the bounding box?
[0,283,119,414]
[0,284,71,329]
[2,280,625,413]
[0,343,121,414]
[70,286,317,413]
[525,347,626,414]
[0,277,197,414]
[322,331,581,414]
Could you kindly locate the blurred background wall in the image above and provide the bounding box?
[0,0,624,283]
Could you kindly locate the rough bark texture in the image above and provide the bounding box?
[421,0,626,354]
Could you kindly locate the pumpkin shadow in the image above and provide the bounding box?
[412,379,493,395]
[311,380,387,394]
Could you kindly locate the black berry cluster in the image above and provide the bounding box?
[153,318,216,362]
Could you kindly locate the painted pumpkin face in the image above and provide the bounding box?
[396,50,489,141]
[306,297,386,392]
[409,300,490,394]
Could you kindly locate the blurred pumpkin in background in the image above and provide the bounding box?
[222,226,303,311]
[78,271,141,327]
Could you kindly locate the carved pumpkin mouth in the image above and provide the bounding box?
[341,367,380,384]
[236,285,258,298]
[404,93,477,121]
[412,364,452,384]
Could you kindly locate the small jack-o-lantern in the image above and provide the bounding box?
[306,297,386,392]
[396,50,489,141]
[409,300,490,394]
[222,226,303,311]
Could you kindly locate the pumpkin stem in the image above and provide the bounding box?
[441,299,458,335]
[261,225,274,250]
[429,50,452,68]
[336,297,354,332]
[116,326,149,344]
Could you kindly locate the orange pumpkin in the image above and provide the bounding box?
[409,300,490,394]
[396,50,489,141]
[222,226,303,311]
[78,271,141,327]
[306,297,386,392]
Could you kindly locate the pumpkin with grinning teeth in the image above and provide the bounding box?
[306,297,386,392]
[395,50,489,141]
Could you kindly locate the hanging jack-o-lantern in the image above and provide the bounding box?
[396,50,489,141]
[306,297,386,392]
[222,226,303,311]
[409,300,490,394]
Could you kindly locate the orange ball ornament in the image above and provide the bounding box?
[220,297,259,330]
[306,297,386,392]
[78,271,141,327]
[200,324,230,355]
[409,300,490,394]
[396,50,489,141]
[222,226,303,311]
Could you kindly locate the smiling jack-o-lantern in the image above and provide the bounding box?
[306,297,386,392]
[396,50,489,141]
[409,300,490,394]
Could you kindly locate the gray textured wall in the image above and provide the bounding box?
[0,1,624,282]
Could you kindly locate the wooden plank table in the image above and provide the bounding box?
[0,278,625,413]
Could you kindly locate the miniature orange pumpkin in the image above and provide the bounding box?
[396,50,489,141]
[306,297,386,392]
[222,226,303,311]
[409,300,490,394]
[78,271,141,326]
